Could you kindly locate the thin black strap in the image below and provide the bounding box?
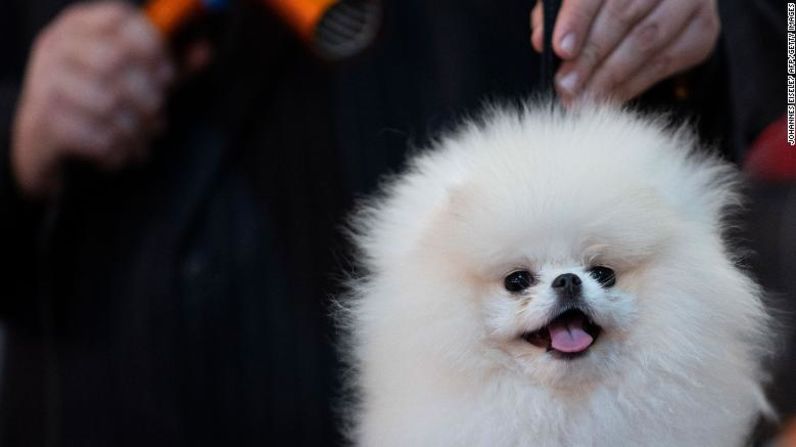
[540,0,563,95]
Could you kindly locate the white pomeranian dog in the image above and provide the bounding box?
[339,103,772,447]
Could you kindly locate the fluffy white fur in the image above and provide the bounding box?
[340,103,771,447]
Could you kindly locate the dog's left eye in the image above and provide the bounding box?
[588,266,616,287]
[504,270,534,293]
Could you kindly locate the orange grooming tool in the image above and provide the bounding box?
[144,0,226,36]
[143,0,380,59]
[263,0,380,59]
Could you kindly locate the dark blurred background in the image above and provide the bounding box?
[0,0,792,446]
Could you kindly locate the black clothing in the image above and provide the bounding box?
[0,1,542,445]
[1,1,345,445]
[0,0,783,446]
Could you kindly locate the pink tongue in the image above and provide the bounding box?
[548,315,594,353]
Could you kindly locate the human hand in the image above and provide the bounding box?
[531,0,720,104]
[11,1,174,199]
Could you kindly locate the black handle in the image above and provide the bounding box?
[540,0,563,95]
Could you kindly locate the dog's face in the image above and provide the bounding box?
[357,107,760,394]
[417,123,707,388]
[437,184,676,388]
[476,250,644,387]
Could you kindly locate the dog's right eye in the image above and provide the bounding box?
[504,270,534,293]
[588,266,616,287]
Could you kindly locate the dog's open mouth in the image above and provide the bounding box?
[521,308,602,359]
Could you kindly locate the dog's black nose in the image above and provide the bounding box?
[552,273,582,300]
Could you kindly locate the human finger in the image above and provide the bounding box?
[555,0,660,97]
[610,9,720,102]
[582,0,700,99]
[115,13,174,85]
[116,67,167,119]
[53,70,153,165]
[52,68,121,118]
[58,1,136,36]
[552,0,604,59]
[531,1,543,53]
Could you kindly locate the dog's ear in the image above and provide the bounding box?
[445,182,479,221]
[600,108,745,233]
[687,159,743,229]
[656,137,744,232]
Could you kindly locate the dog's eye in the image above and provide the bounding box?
[588,266,616,287]
[504,270,534,293]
